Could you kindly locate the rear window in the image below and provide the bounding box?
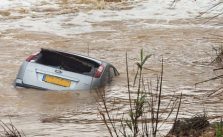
[35,49,100,76]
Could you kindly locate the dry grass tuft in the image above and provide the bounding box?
[167,114,210,137]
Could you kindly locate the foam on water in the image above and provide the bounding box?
[0,0,222,36]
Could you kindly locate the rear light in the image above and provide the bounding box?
[26,53,39,62]
[95,65,104,78]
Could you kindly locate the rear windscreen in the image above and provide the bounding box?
[35,49,100,76]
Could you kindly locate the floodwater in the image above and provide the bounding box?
[0,0,223,136]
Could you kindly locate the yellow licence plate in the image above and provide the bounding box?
[43,75,71,87]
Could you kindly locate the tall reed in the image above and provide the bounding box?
[97,49,182,137]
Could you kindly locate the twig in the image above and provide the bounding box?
[195,74,223,86]
[204,12,223,24]
[158,97,178,130]
[172,92,183,133]
[197,2,223,17]
[126,52,132,112]
[99,111,114,137]
[154,57,164,137]
[213,67,223,71]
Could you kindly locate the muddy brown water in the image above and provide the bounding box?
[0,2,223,136]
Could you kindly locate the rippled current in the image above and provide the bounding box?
[0,0,222,136]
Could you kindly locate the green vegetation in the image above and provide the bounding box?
[97,49,182,137]
[215,119,223,137]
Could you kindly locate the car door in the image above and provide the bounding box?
[103,65,119,84]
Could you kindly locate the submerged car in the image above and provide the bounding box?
[15,48,119,90]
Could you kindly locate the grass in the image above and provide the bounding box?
[215,118,223,137]
[97,49,183,137]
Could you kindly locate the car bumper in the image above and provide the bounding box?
[15,79,47,90]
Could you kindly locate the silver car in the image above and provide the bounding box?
[15,49,119,91]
